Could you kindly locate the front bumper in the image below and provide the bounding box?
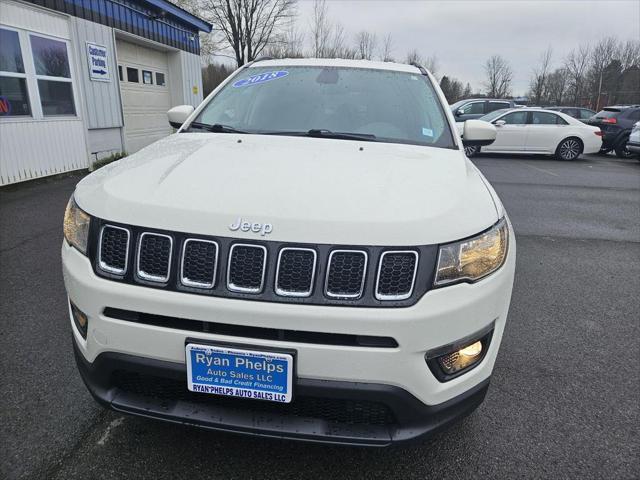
[74,339,490,446]
[63,222,515,444]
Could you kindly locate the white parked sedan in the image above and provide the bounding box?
[458,108,603,160]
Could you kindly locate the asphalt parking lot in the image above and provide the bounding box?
[1,153,639,480]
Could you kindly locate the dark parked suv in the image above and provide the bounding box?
[547,106,595,121]
[450,98,518,121]
[587,105,640,157]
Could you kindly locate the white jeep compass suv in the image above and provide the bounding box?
[62,59,515,446]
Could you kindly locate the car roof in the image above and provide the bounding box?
[248,58,423,74]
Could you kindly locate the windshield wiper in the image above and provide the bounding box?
[260,129,377,142]
[188,122,249,134]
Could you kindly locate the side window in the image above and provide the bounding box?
[126,67,139,83]
[155,72,166,86]
[30,34,75,116]
[142,70,153,85]
[563,108,578,118]
[0,28,31,116]
[461,102,484,114]
[487,101,509,113]
[500,111,528,125]
[531,111,565,125]
[580,109,594,119]
[628,109,640,121]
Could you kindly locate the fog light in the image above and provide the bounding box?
[70,301,88,339]
[426,330,493,382]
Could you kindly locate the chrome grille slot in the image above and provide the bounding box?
[136,233,173,282]
[227,244,267,293]
[375,251,419,301]
[180,239,218,289]
[275,248,317,297]
[98,225,130,275]
[325,250,367,299]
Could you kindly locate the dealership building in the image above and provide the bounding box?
[0,0,211,185]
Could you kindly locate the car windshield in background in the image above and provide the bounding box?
[478,109,510,123]
[192,66,455,149]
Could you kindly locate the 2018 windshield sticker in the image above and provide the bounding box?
[232,70,289,88]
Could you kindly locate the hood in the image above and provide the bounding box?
[75,133,498,245]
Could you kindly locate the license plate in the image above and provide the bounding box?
[185,343,293,403]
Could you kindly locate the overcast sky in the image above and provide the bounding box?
[293,0,640,96]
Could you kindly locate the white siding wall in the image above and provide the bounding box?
[0,119,88,183]
[0,0,90,185]
[168,50,203,108]
[70,17,123,129]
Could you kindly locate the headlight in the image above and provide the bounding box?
[434,218,509,286]
[63,196,90,254]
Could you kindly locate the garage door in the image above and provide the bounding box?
[116,39,171,153]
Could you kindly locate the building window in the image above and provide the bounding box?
[142,70,153,84]
[0,28,31,116]
[29,34,75,116]
[118,65,123,81]
[155,72,166,86]
[127,67,139,83]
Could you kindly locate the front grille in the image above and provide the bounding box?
[112,370,396,426]
[275,248,316,297]
[325,250,367,298]
[137,233,172,282]
[98,225,129,275]
[92,219,439,307]
[227,244,267,293]
[376,251,419,300]
[181,239,218,288]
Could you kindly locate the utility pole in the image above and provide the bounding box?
[596,70,603,111]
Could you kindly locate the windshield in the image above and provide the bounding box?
[478,108,510,123]
[192,66,455,148]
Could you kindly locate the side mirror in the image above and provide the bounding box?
[167,105,195,129]
[456,108,465,116]
[462,119,497,147]
[494,120,506,127]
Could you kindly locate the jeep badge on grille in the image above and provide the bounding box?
[229,217,273,236]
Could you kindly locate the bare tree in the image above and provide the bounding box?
[355,31,377,60]
[564,44,590,104]
[545,68,568,105]
[379,33,394,62]
[484,55,513,98]
[619,39,640,70]
[462,83,473,99]
[263,23,305,58]
[310,0,330,57]
[202,0,297,66]
[405,50,438,76]
[529,47,553,105]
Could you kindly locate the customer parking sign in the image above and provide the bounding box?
[87,42,110,82]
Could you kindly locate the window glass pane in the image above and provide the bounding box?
[580,109,594,119]
[462,102,484,114]
[142,70,153,84]
[30,35,70,78]
[127,67,139,82]
[532,112,561,125]
[195,66,456,148]
[0,29,25,73]
[487,102,508,113]
[0,76,31,116]
[156,72,166,86]
[118,65,123,81]
[501,111,527,124]
[38,80,75,115]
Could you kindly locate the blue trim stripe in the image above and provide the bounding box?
[140,0,211,33]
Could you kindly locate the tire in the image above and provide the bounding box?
[614,138,633,158]
[556,137,582,161]
[464,145,480,157]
